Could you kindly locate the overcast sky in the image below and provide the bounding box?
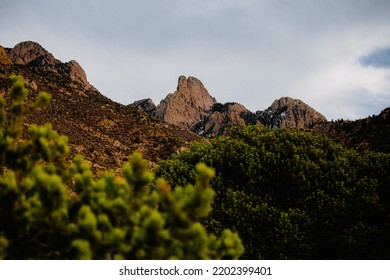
[1,0,390,120]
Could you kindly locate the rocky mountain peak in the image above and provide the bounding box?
[8,41,59,67]
[155,75,217,129]
[4,41,90,88]
[258,97,327,129]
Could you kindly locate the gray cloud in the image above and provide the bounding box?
[1,0,390,120]
[360,47,390,69]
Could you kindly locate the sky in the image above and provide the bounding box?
[1,0,390,120]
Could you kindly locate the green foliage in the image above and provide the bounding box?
[156,125,390,259]
[0,75,244,259]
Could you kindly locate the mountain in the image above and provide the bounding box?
[132,75,327,137]
[2,40,388,173]
[0,41,201,172]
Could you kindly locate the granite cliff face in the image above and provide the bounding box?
[134,76,327,137]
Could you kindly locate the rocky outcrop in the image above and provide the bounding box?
[193,103,255,137]
[257,97,327,129]
[129,98,157,115]
[0,45,12,65]
[62,60,90,87]
[8,41,59,67]
[155,76,216,129]
[5,41,90,88]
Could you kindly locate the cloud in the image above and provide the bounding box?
[1,0,390,120]
[282,29,390,119]
[360,47,390,69]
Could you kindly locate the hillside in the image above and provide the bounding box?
[311,107,390,153]
[0,42,201,173]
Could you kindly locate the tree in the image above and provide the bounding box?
[156,126,390,259]
[0,75,244,259]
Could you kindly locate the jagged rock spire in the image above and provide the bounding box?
[155,76,217,129]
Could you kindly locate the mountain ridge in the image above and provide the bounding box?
[131,75,328,137]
